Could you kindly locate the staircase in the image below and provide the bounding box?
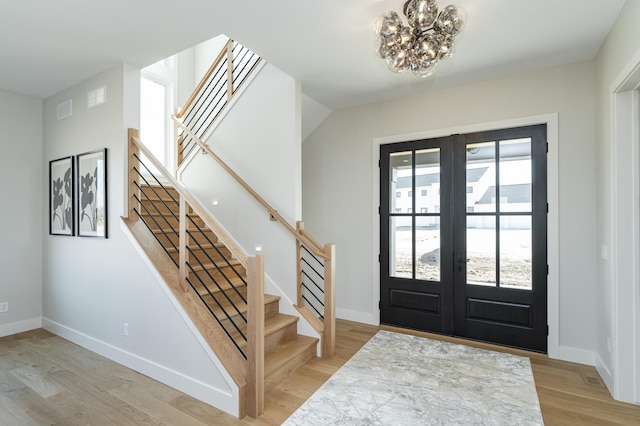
[129,172,318,416]
[140,183,318,385]
[124,39,335,419]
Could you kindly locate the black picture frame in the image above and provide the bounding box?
[76,148,108,238]
[49,156,75,236]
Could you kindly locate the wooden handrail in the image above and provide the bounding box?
[130,134,248,265]
[171,119,329,260]
[176,39,234,119]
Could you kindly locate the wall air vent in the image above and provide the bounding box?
[87,85,106,109]
[56,99,72,120]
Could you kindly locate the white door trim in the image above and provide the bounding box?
[610,53,640,404]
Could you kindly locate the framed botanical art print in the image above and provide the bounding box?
[49,156,75,236]
[76,149,108,238]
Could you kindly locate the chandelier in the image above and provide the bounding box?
[375,0,466,77]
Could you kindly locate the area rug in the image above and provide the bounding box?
[283,330,544,425]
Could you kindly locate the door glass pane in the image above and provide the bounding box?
[390,151,412,213]
[390,216,412,278]
[500,216,532,289]
[466,142,495,213]
[416,216,440,282]
[500,138,532,213]
[467,215,496,286]
[415,148,440,213]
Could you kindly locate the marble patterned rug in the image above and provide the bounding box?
[283,330,544,425]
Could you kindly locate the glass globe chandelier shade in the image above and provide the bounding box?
[375,0,466,77]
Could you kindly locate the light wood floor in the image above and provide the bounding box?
[1,322,639,425]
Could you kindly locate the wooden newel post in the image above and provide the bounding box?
[323,243,336,358]
[247,254,265,418]
[127,128,140,219]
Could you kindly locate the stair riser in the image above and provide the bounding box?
[141,214,205,230]
[200,285,248,308]
[154,229,219,249]
[139,199,179,216]
[265,320,298,351]
[139,185,179,198]
[188,246,232,264]
[215,298,280,331]
[264,344,316,391]
[167,246,232,266]
[189,265,246,288]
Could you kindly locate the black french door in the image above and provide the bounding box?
[380,125,547,352]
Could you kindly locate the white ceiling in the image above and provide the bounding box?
[0,0,627,110]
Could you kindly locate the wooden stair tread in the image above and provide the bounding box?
[190,277,246,296]
[141,212,200,219]
[166,242,225,253]
[264,335,318,374]
[189,260,243,272]
[233,313,299,347]
[263,335,318,392]
[148,226,213,235]
[264,313,298,335]
[209,294,280,316]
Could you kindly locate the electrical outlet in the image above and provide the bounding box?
[0,302,8,313]
[123,322,129,337]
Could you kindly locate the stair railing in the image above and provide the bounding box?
[174,39,262,168]
[127,128,265,418]
[172,121,336,358]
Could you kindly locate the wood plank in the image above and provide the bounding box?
[9,364,63,398]
[3,387,68,425]
[0,393,39,426]
[109,383,208,426]
[2,321,640,425]
[47,370,161,425]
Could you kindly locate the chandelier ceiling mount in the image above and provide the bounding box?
[375,0,466,77]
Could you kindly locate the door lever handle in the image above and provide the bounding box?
[457,255,469,271]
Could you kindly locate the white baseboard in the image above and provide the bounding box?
[595,353,614,393]
[41,318,238,417]
[557,344,596,366]
[336,307,378,326]
[0,317,42,338]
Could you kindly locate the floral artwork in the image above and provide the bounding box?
[49,156,74,235]
[76,149,107,238]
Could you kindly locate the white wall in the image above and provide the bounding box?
[303,60,598,362]
[41,64,239,415]
[195,35,231,82]
[181,63,304,311]
[595,0,640,404]
[0,89,43,336]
